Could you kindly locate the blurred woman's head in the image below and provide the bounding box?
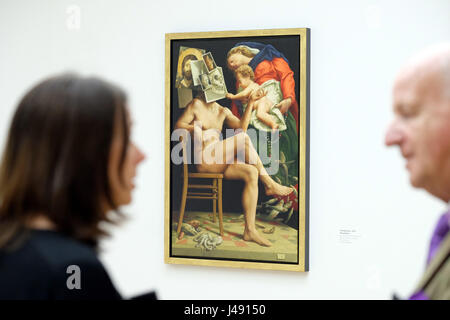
[0,73,145,248]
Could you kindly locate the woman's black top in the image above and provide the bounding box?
[0,229,122,300]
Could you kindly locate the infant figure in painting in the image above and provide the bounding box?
[226,65,279,130]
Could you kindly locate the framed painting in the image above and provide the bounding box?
[165,28,310,271]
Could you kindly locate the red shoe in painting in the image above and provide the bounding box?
[273,183,299,211]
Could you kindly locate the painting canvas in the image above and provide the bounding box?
[165,28,310,271]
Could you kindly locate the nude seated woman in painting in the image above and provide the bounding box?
[174,94,294,247]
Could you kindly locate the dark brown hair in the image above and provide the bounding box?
[0,73,129,249]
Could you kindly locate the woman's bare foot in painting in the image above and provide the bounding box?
[264,180,294,196]
[243,229,272,247]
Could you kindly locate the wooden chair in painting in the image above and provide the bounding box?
[176,136,224,237]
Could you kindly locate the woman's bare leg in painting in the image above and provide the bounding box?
[226,132,293,196]
[223,163,272,247]
[196,131,292,247]
[195,124,292,197]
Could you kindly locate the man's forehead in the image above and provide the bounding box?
[393,70,421,101]
[394,44,450,99]
[393,64,442,104]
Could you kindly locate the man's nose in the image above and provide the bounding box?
[385,121,403,146]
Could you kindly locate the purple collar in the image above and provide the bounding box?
[426,210,450,265]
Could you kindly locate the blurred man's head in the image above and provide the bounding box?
[385,43,450,202]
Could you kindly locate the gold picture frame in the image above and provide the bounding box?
[165,28,310,272]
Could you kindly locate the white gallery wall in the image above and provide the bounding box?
[1,0,449,299]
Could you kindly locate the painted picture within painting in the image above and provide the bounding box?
[165,29,309,271]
